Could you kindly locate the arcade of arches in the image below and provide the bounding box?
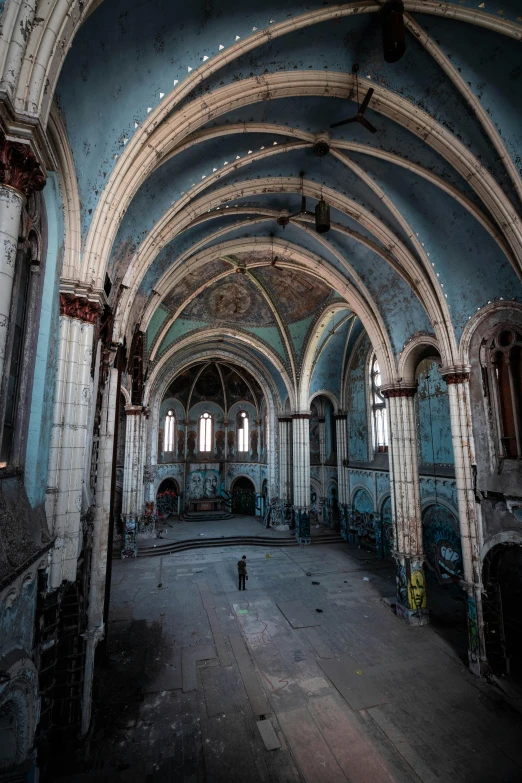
[0,0,522,780]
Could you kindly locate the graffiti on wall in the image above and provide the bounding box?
[408,565,427,611]
[467,595,480,665]
[381,496,393,558]
[187,466,222,499]
[422,504,462,585]
[351,488,377,550]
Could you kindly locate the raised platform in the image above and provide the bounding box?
[181,510,233,522]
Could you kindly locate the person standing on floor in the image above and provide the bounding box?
[237,555,247,590]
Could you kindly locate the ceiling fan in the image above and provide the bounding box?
[330,64,377,134]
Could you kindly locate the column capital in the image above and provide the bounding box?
[59,293,103,324]
[292,412,311,420]
[440,365,471,384]
[0,132,46,198]
[381,383,417,399]
[278,416,292,423]
[125,404,143,416]
[333,412,347,420]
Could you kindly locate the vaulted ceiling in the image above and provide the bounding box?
[50,0,522,403]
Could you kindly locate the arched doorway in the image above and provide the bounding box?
[483,544,522,680]
[157,478,179,518]
[231,477,256,515]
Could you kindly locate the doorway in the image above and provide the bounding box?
[483,544,522,681]
[231,477,256,515]
[156,478,179,518]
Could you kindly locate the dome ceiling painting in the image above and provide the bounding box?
[47,0,522,401]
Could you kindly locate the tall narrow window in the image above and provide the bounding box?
[488,329,522,459]
[199,412,212,452]
[237,411,249,452]
[370,354,388,453]
[164,410,175,452]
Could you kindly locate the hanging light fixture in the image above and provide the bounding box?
[380,0,406,63]
[315,197,330,234]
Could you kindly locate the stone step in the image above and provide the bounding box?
[133,532,344,558]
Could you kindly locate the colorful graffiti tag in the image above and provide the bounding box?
[422,504,462,585]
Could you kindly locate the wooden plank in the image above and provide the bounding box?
[256,718,282,751]
[277,600,322,629]
[277,707,348,783]
[317,657,387,711]
[307,696,396,783]
[228,632,271,717]
[182,644,217,692]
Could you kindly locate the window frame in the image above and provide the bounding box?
[237,410,249,453]
[164,409,176,453]
[485,327,522,460]
[370,354,388,454]
[199,411,213,453]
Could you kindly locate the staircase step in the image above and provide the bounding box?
[131,532,344,558]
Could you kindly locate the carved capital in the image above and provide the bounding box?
[381,384,417,399]
[0,133,46,197]
[125,404,143,416]
[292,413,311,420]
[440,367,470,385]
[59,293,102,324]
[333,413,347,420]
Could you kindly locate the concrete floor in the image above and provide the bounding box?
[75,541,522,783]
[146,514,329,543]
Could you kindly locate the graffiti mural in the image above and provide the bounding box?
[381,496,393,558]
[467,595,480,665]
[422,504,462,585]
[187,466,222,499]
[396,560,408,606]
[352,488,377,550]
[408,566,427,611]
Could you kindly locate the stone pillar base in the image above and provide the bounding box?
[339,504,349,540]
[395,603,429,626]
[294,507,310,545]
[468,656,489,677]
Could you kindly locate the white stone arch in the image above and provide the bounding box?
[146,343,282,497]
[351,484,375,509]
[420,495,459,518]
[481,531,522,563]
[308,390,340,414]
[118,177,455,369]
[229,473,260,495]
[398,334,442,385]
[132,234,396,388]
[83,70,522,294]
[459,301,522,368]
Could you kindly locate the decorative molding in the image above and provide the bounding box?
[333,413,347,420]
[278,416,292,423]
[440,367,471,384]
[0,132,46,197]
[59,293,102,324]
[292,413,311,420]
[125,405,143,416]
[381,384,417,399]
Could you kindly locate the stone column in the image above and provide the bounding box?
[382,384,428,626]
[292,412,311,544]
[335,413,349,538]
[82,355,119,734]
[317,416,328,524]
[278,416,292,502]
[46,294,100,590]
[121,404,144,557]
[0,134,45,391]
[441,367,487,675]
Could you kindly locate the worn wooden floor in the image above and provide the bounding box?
[71,542,522,782]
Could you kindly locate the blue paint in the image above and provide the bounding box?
[288,315,315,360]
[310,314,351,402]
[25,174,63,509]
[416,359,454,466]
[147,305,168,349]
[347,333,371,461]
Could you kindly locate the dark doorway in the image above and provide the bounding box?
[483,544,522,681]
[157,478,179,518]
[231,477,256,515]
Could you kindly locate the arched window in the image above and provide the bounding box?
[199,412,212,452]
[370,354,388,453]
[164,409,175,452]
[237,411,249,452]
[488,328,522,459]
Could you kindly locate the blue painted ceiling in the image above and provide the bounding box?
[55,0,522,406]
